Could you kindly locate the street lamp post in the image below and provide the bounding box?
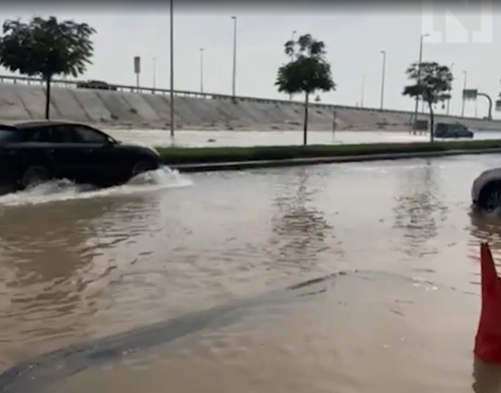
[446,62,454,115]
[360,74,365,108]
[200,48,204,93]
[380,50,386,110]
[153,57,157,90]
[231,16,237,98]
[169,0,175,138]
[412,33,429,132]
[461,70,467,117]
[289,30,296,101]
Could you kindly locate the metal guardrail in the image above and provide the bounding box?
[0,74,497,123]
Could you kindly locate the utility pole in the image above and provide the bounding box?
[461,71,467,117]
[412,33,429,132]
[289,30,296,101]
[200,48,204,93]
[231,16,237,98]
[380,50,386,110]
[446,62,454,115]
[169,0,175,137]
[153,57,157,90]
[360,74,365,108]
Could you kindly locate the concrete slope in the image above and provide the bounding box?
[1,82,501,131]
[50,86,90,122]
[120,92,160,123]
[0,84,31,119]
[13,85,62,120]
[141,94,170,123]
[70,89,112,122]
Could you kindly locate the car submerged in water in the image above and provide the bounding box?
[434,122,474,139]
[0,121,160,191]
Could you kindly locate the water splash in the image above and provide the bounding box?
[0,166,192,207]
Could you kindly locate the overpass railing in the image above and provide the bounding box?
[0,74,496,123]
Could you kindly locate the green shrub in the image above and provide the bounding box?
[156,140,501,165]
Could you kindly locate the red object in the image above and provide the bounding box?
[474,243,501,364]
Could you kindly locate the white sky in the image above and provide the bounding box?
[0,4,500,118]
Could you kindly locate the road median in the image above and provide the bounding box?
[156,140,501,172]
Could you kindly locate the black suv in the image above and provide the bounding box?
[0,121,160,190]
[76,80,117,91]
[434,123,474,139]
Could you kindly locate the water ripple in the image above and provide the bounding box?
[2,155,501,390]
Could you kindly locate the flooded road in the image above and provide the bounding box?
[2,155,501,392]
[108,129,501,147]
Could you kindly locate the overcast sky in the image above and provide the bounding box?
[1,4,500,118]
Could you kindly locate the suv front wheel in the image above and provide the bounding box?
[478,181,501,213]
[131,160,157,178]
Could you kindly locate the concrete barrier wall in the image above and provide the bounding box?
[2,83,501,131]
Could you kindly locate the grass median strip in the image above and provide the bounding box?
[155,139,501,165]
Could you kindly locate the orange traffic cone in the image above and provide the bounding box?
[474,243,501,364]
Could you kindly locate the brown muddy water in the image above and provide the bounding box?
[2,156,501,392]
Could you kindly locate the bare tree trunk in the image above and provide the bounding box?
[428,100,434,143]
[44,76,52,120]
[303,93,309,145]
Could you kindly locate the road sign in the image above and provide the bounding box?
[134,56,141,74]
[463,89,478,100]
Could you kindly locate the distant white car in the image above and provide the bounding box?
[471,168,501,212]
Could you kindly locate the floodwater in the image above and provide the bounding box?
[2,155,501,392]
[107,129,501,147]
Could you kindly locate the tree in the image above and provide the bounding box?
[403,61,453,143]
[275,34,336,145]
[0,16,96,119]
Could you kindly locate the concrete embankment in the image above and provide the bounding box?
[1,82,501,131]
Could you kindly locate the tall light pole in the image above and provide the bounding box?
[153,57,157,90]
[360,74,365,108]
[461,70,467,117]
[289,30,296,101]
[231,16,237,98]
[412,33,429,131]
[200,48,204,93]
[446,62,454,115]
[380,50,386,110]
[169,0,175,137]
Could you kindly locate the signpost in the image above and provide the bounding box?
[463,88,478,100]
[496,98,501,112]
[133,56,141,92]
[496,80,501,112]
[463,88,493,120]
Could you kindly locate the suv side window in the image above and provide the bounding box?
[73,126,109,144]
[29,127,53,142]
[51,126,80,143]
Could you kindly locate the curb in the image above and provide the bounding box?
[165,147,501,173]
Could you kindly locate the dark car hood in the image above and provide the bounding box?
[118,142,160,156]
